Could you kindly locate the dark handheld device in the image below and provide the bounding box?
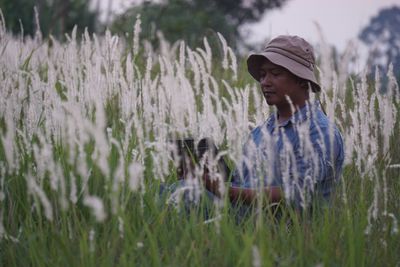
[172,138,230,180]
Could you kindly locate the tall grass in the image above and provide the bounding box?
[1,15,399,266]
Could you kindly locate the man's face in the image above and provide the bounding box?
[258,59,305,110]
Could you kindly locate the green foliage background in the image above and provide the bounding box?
[0,0,98,38]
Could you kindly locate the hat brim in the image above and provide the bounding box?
[247,52,321,92]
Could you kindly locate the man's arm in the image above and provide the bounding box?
[202,170,283,205]
[228,185,283,204]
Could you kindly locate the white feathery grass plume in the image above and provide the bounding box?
[203,37,212,73]
[0,167,5,245]
[0,164,5,201]
[298,105,322,186]
[168,65,195,133]
[83,195,107,222]
[387,213,399,235]
[344,70,378,176]
[221,83,255,161]
[152,141,173,182]
[133,14,141,57]
[388,164,400,169]
[315,22,334,91]
[67,221,73,240]
[162,53,176,79]
[69,172,78,204]
[33,127,68,210]
[0,8,5,38]
[89,229,95,253]
[142,39,154,61]
[166,177,202,209]
[386,63,399,104]
[1,113,16,172]
[382,170,389,218]
[141,54,154,136]
[336,41,356,98]
[166,184,192,207]
[33,6,42,42]
[0,75,9,114]
[200,149,227,197]
[258,125,275,187]
[56,163,68,211]
[251,84,269,125]
[0,211,19,243]
[179,41,186,69]
[157,31,179,61]
[32,133,54,186]
[343,97,356,165]
[365,169,380,235]
[186,47,201,94]
[227,47,237,81]
[192,49,216,133]
[125,52,135,89]
[217,32,229,70]
[77,167,92,201]
[197,65,222,142]
[280,127,302,203]
[375,68,398,155]
[26,172,53,221]
[203,214,222,225]
[371,170,379,222]
[322,78,339,168]
[180,74,198,134]
[128,162,144,191]
[118,216,125,238]
[252,245,261,267]
[153,85,168,138]
[0,213,6,241]
[196,47,210,74]
[325,72,339,120]
[109,138,126,214]
[92,102,110,177]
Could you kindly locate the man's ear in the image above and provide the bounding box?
[297,79,309,90]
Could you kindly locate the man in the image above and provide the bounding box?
[202,35,344,210]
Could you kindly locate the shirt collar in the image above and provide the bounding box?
[266,102,317,129]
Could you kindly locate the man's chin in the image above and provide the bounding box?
[264,98,275,106]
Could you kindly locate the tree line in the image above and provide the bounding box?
[0,0,399,77]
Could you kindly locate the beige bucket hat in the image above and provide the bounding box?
[247,35,321,92]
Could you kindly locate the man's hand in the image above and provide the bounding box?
[202,167,283,205]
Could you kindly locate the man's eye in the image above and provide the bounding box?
[271,71,281,76]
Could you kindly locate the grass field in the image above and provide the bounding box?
[1,17,400,266]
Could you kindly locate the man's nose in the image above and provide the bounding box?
[260,73,271,86]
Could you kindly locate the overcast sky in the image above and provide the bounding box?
[98,0,399,55]
[242,0,399,52]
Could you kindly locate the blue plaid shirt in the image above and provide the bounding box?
[232,103,345,208]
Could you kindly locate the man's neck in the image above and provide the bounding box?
[276,102,307,124]
[277,110,292,124]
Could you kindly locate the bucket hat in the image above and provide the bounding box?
[247,35,321,92]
